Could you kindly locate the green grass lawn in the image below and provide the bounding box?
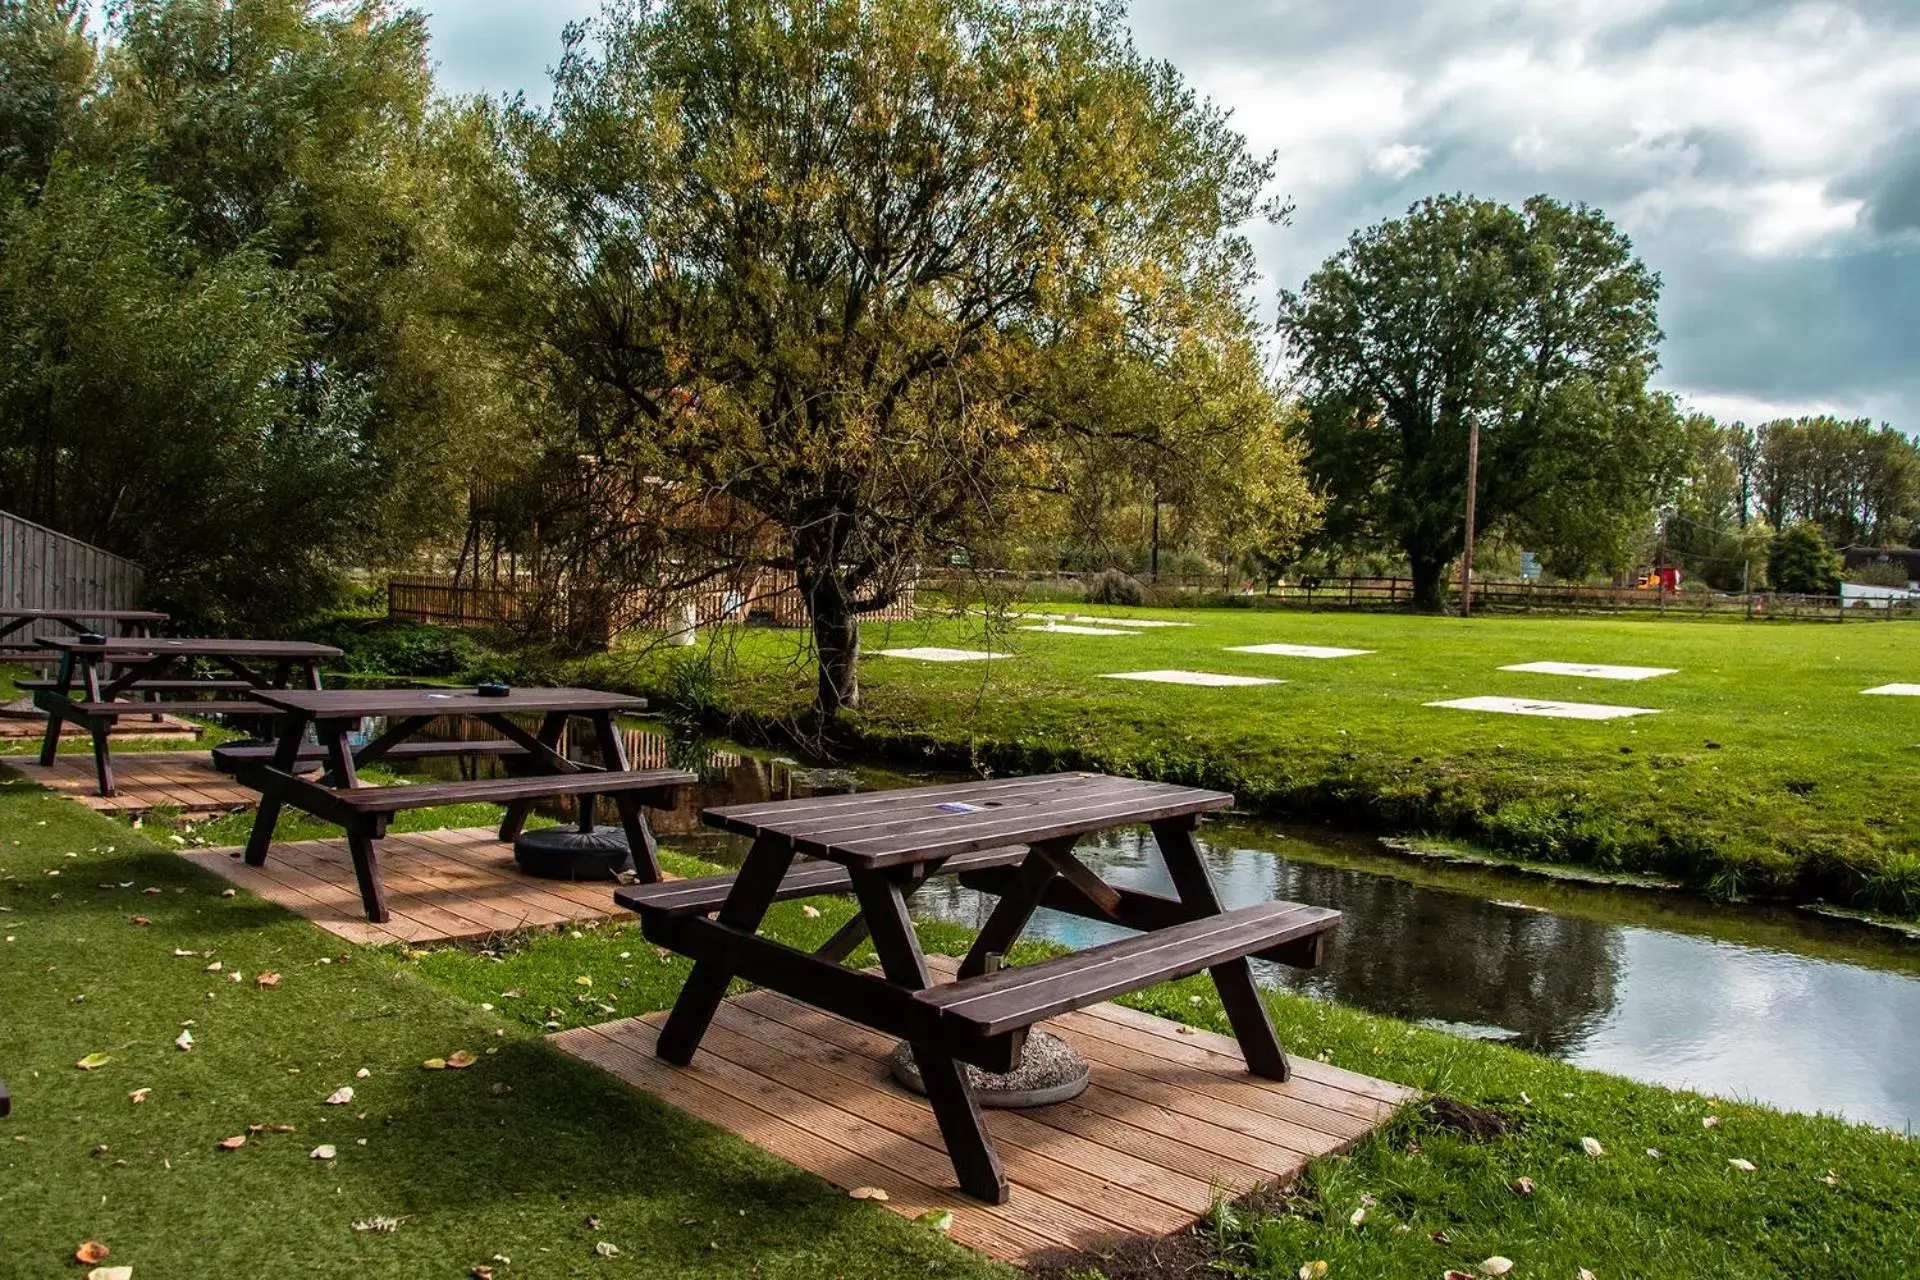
[7,767,1917,1278]
[586,608,1920,919]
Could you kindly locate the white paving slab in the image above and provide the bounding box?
[1427,695,1661,721]
[1084,618,1194,628]
[1020,623,1142,635]
[1863,683,1920,696]
[1500,661,1678,681]
[1227,643,1374,659]
[1099,669,1284,688]
[871,647,1009,663]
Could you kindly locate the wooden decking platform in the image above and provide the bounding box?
[0,705,203,743]
[553,955,1416,1265]
[182,826,631,946]
[9,750,251,813]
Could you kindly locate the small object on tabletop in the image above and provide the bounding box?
[476,682,510,697]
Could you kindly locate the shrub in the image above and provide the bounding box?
[1768,523,1841,595]
[1086,568,1146,606]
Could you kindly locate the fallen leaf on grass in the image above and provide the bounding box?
[1443,1273,1474,1280]
[255,972,281,988]
[248,1123,295,1135]
[87,1267,133,1280]
[470,1268,493,1280]
[174,1030,193,1052]
[217,1134,247,1150]
[1480,1259,1514,1277]
[127,1089,150,1104]
[847,1186,890,1202]
[800,905,821,918]
[574,975,592,987]
[220,889,235,898]
[1728,1158,1757,1172]
[75,1241,111,1264]
[171,948,195,957]
[1702,1115,1720,1129]
[75,1053,112,1071]
[1578,1270,1597,1280]
[593,1241,620,1257]
[1349,1204,1367,1226]
[311,1145,336,1160]
[1824,1169,1842,1187]
[355,1068,370,1079]
[324,1087,354,1105]
[446,1050,477,1069]
[352,1217,403,1234]
[488,1082,511,1096]
[1581,1136,1605,1157]
[422,1058,447,1071]
[1298,1262,1328,1279]
[129,916,150,927]
[1510,1176,1536,1196]
[914,1209,954,1232]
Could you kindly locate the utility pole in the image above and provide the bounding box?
[1460,418,1480,617]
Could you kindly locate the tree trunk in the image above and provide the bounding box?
[1408,549,1451,612]
[808,588,860,716]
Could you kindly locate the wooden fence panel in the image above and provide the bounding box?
[0,509,146,632]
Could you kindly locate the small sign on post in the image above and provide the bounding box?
[1520,552,1542,582]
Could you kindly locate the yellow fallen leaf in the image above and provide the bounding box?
[1510,1176,1536,1196]
[1578,1270,1597,1280]
[574,975,592,987]
[847,1186,890,1202]
[1729,1158,1757,1172]
[75,1053,112,1071]
[256,972,281,988]
[1349,1204,1367,1226]
[422,1058,447,1071]
[1299,1261,1329,1279]
[800,905,822,918]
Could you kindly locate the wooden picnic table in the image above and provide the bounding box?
[235,687,696,924]
[618,772,1342,1204]
[0,608,167,666]
[34,636,341,796]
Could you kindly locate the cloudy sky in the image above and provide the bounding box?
[422,0,1920,430]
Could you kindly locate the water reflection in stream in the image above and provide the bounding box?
[422,716,1920,1130]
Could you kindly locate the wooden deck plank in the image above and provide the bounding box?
[180,827,635,945]
[552,990,1414,1266]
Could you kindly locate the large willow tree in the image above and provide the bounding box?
[470,0,1295,715]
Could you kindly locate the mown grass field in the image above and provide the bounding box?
[5,765,1919,1278]
[596,608,1920,918]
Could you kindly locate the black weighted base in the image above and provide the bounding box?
[512,826,633,881]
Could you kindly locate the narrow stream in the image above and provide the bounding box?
[426,716,1920,1131]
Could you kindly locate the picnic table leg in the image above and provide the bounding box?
[317,720,387,923]
[956,837,1079,978]
[243,711,313,867]
[36,651,75,767]
[586,710,662,882]
[655,834,793,1065]
[850,867,1009,1204]
[1152,817,1291,1081]
[498,711,566,842]
[80,656,115,796]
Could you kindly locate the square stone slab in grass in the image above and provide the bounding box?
[1020,622,1142,635]
[1500,661,1678,681]
[1227,643,1374,659]
[871,647,1009,662]
[1428,695,1661,721]
[1863,683,1920,696]
[1100,669,1285,687]
[1085,618,1194,628]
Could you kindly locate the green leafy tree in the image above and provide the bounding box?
[1768,522,1841,596]
[1281,194,1677,609]
[1752,416,1919,548]
[0,0,490,623]
[469,0,1290,715]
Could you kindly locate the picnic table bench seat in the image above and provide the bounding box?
[17,678,257,694]
[49,697,281,718]
[210,738,529,774]
[617,845,1032,919]
[318,767,691,815]
[913,899,1339,1041]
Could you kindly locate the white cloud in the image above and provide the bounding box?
[1371,143,1431,180]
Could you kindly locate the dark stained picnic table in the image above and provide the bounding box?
[619,772,1342,1204]
[34,636,341,796]
[234,686,695,923]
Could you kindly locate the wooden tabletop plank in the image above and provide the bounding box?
[36,636,340,657]
[254,686,646,717]
[705,773,1232,868]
